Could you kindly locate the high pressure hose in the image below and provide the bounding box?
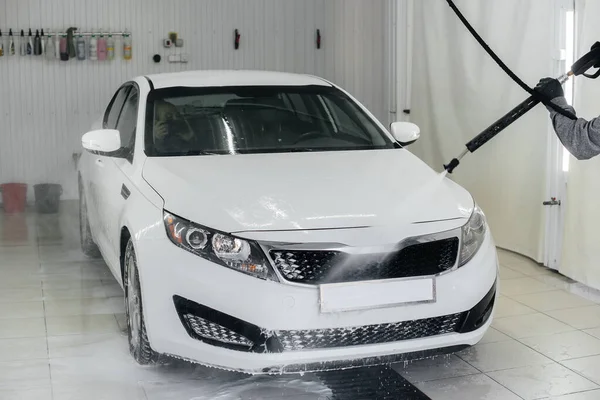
[445,0,576,120]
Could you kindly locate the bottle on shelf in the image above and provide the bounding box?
[27,28,33,55]
[8,29,15,56]
[97,34,107,61]
[45,32,55,60]
[106,35,115,60]
[59,34,68,61]
[34,29,42,55]
[123,33,132,60]
[0,30,4,57]
[20,30,27,56]
[76,35,86,60]
[40,29,45,54]
[89,34,98,61]
[54,35,61,59]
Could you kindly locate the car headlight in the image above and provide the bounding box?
[163,211,277,281]
[459,205,487,266]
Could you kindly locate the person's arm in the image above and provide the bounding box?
[537,78,600,160]
[548,97,600,160]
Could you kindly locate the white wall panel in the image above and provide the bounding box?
[0,0,391,200]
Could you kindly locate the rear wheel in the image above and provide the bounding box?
[124,239,159,365]
[79,186,101,258]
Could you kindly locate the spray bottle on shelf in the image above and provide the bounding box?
[123,33,132,60]
[76,35,86,60]
[9,29,15,56]
[0,30,4,57]
[66,27,76,59]
[27,28,33,55]
[89,34,98,61]
[97,34,107,61]
[40,29,45,54]
[45,32,55,60]
[106,35,115,60]
[34,29,42,55]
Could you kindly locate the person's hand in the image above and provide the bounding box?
[535,78,564,101]
[154,121,168,140]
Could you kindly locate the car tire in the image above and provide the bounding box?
[124,239,160,365]
[79,186,101,258]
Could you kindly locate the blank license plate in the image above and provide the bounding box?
[319,278,436,313]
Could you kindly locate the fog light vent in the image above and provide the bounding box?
[182,313,253,348]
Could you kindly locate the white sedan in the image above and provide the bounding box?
[78,70,498,374]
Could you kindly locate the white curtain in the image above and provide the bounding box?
[410,0,555,261]
[559,0,600,289]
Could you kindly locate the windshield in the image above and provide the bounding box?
[144,85,395,156]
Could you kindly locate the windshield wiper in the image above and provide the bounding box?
[181,150,223,156]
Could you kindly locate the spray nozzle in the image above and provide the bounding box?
[443,159,461,174]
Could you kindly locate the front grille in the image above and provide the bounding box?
[270,237,459,284]
[175,295,488,354]
[275,312,464,351]
[181,313,254,349]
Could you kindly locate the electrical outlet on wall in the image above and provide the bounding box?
[168,54,189,63]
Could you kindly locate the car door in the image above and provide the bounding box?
[95,85,141,272]
[86,85,131,254]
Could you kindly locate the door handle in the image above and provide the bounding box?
[543,197,561,206]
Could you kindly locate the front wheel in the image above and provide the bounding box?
[124,239,159,365]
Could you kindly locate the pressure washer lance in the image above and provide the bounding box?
[444,43,600,174]
[444,72,572,173]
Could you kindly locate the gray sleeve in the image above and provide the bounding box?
[548,97,600,160]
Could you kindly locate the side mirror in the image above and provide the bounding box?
[391,122,420,146]
[82,129,122,154]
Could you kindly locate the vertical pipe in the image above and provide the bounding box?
[405,0,414,122]
[392,0,413,124]
[388,0,398,126]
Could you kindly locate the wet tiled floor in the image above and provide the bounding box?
[2,202,600,399]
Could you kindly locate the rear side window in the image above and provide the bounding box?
[104,87,131,129]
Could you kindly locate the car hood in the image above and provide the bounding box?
[142,149,474,233]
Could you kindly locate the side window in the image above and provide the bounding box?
[115,87,140,160]
[104,87,131,129]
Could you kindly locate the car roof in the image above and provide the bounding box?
[144,70,332,90]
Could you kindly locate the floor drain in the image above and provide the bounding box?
[316,365,430,400]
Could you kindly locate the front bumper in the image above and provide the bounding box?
[136,231,498,374]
